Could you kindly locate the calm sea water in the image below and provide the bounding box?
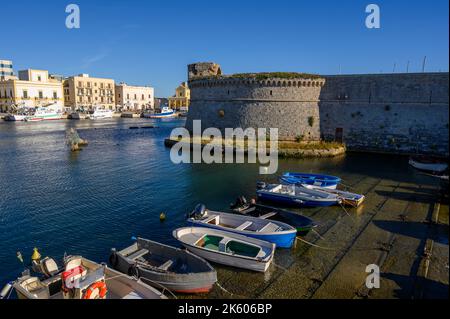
[0,118,433,288]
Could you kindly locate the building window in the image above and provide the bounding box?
[39,91,43,99]
[78,81,82,87]
[142,94,144,100]
[38,75,42,81]
[53,91,57,99]
[127,94,130,99]
[23,90,28,99]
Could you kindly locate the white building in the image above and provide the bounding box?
[0,69,64,112]
[115,83,154,111]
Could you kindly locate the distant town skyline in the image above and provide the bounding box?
[1,0,448,96]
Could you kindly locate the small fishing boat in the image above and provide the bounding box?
[3,113,28,121]
[280,172,341,189]
[25,105,63,121]
[91,108,114,119]
[173,227,275,272]
[187,204,297,248]
[409,155,448,174]
[301,185,365,207]
[9,254,166,299]
[143,106,177,119]
[230,198,317,236]
[256,183,341,207]
[109,237,217,294]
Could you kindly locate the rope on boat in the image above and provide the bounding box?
[295,236,339,251]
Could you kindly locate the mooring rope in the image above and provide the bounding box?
[215,281,236,296]
[295,236,339,251]
[339,202,350,216]
[272,262,289,272]
[311,228,326,240]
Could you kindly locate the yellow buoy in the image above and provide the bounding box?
[159,212,166,222]
[31,247,41,261]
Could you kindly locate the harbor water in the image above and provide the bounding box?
[0,119,446,298]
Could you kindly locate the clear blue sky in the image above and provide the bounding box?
[1,0,448,97]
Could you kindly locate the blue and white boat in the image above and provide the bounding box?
[257,183,341,207]
[187,204,297,248]
[143,106,177,119]
[280,172,341,189]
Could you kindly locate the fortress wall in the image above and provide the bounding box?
[186,77,324,139]
[185,67,449,155]
[320,73,449,154]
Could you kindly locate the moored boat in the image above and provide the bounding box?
[409,155,448,174]
[11,254,166,299]
[280,172,341,189]
[256,183,341,207]
[109,237,217,294]
[230,199,317,236]
[3,114,28,121]
[301,184,365,207]
[91,108,113,119]
[187,204,297,248]
[173,227,275,272]
[143,106,177,119]
[25,106,63,121]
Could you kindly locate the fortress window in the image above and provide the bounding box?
[270,90,273,96]
[227,90,230,95]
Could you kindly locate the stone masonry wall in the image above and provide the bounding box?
[186,76,325,140]
[185,67,449,156]
[320,73,449,155]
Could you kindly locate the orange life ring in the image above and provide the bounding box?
[83,281,108,299]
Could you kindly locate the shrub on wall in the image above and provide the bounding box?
[218,109,225,118]
[308,116,315,127]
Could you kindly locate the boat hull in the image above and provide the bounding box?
[111,238,217,294]
[188,220,296,248]
[409,158,448,174]
[232,204,317,236]
[180,244,271,272]
[173,227,275,273]
[281,173,341,189]
[257,191,338,207]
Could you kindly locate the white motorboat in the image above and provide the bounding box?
[173,227,275,272]
[409,156,448,174]
[143,106,177,119]
[25,104,63,121]
[91,108,114,119]
[11,255,166,299]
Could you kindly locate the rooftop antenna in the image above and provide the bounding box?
[393,63,396,73]
[422,56,427,72]
[406,61,410,73]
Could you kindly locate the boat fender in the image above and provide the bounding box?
[0,282,13,299]
[83,281,108,299]
[128,264,139,277]
[109,249,118,268]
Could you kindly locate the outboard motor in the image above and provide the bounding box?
[256,181,267,190]
[190,204,208,220]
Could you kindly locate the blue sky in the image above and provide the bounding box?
[1,0,448,97]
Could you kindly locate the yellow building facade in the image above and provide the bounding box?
[0,69,64,112]
[64,74,115,111]
[168,82,190,110]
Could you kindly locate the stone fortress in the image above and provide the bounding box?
[185,62,449,156]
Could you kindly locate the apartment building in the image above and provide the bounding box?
[64,74,115,111]
[0,59,16,81]
[115,83,154,111]
[0,69,63,112]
